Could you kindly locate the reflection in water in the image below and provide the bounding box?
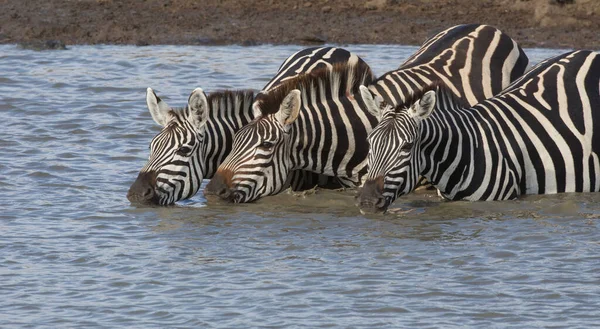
[1,45,600,328]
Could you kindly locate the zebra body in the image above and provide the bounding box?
[127,47,368,205]
[358,50,600,213]
[205,24,529,203]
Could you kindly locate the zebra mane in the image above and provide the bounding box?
[207,89,254,116]
[394,81,468,112]
[254,61,375,116]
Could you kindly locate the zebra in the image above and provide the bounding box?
[204,62,378,203]
[204,24,529,203]
[126,88,254,205]
[260,46,363,94]
[127,47,368,205]
[259,46,366,191]
[357,50,600,214]
[369,23,529,189]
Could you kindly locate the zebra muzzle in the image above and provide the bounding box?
[356,177,388,213]
[127,171,158,204]
[204,169,236,202]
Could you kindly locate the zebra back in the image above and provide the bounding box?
[371,24,529,107]
[261,47,363,93]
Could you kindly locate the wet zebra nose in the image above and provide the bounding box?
[216,187,231,199]
[142,187,154,199]
[127,171,157,204]
[356,176,387,213]
[204,169,234,201]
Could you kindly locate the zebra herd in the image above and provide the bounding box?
[127,24,600,214]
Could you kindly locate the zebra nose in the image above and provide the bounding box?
[216,187,231,199]
[127,171,157,204]
[142,187,154,199]
[356,177,386,213]
[204,169,235,201]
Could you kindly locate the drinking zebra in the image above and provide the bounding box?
[357,50,600,213]
[127,47,367,205]
[204,62,378,203]
[370,23,529,189]
[205,24,529,203]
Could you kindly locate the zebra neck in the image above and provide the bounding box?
[287,101,372,185]
[203,91,255,179]
[420,98,479,199]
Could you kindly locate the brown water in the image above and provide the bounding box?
[1,44,599,328]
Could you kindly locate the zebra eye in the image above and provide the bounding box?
[176,146,193,156]
[259,141,274,149]
[401,142,414,151]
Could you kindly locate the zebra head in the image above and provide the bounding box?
[127,88,209,205]
[204,90,302,203]
[357,88,437,214]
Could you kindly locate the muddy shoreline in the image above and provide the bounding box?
[1,0,599,49]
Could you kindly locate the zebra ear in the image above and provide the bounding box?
[276,89,301,126]
[360,85,383,120]
[409,90,436,121]
[252,102,262,119]
[187,88,209,126]
[146,87,171,127]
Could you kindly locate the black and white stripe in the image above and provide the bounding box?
[127,47,368,205]
[368,24,528,189]
[261,46,362,92]
[358,50,600,213]
[127,88,254,205]
[260,47,369,191]
[370,24,528,108]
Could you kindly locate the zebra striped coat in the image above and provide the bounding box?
[358,50,600,213]
[370,24,528,110]
[204,24,529,203]
[205,62,378,203]
[127,47,368,205]
[369,24,528,189]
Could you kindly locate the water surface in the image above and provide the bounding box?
[1,44,599,328]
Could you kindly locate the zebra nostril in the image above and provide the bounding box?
[143,187,154,199]
[217,188,230,198]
